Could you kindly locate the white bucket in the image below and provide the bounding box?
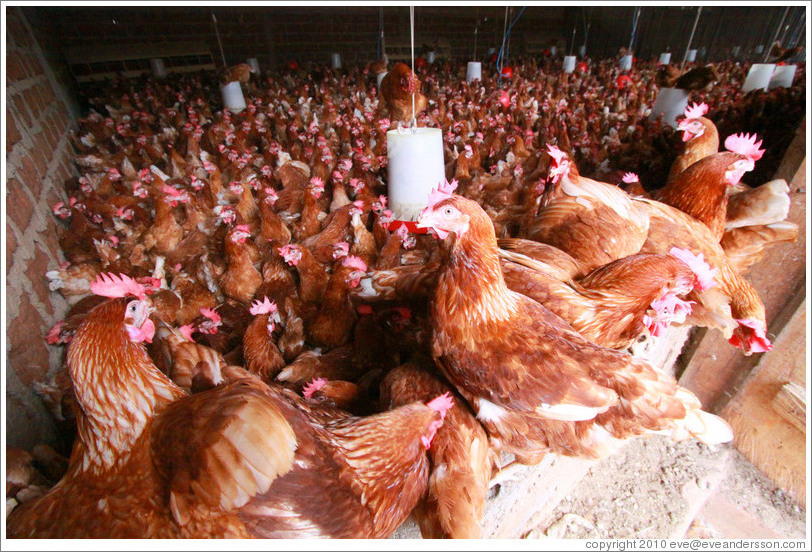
[488,47,497,55]
[563,56,576,73]
[247,57,261,75]
[466,61,482,83]
[331,53,342,69]
[659,53,671,65]
[742,63,775,93]
[150,58,167,78]
[377,71,388,89]
[427,51,436,64]
[550,46,557,56]
[685,49,697,62]
[387,127,446,221]
[649,87,690,128]
[768,64,796,89]
[578,45,586,58]
[221,81,246,113]
[619,55,633,70]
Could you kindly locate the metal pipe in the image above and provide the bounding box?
[764,5,791,62]
[680,6,702,74]
[211,11,227,69]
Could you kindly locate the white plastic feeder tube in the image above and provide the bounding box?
[150,58,167,78]
[387,127,446,221]
[742,63,776,93]
[659,53,671,65]
[466,61,482,83]
[563,56,576,73]
[769,65,796,89]
[331,53,342,69]
[685,49,697,62]
[427,51,436,64]
[247,57,261,75]
[649,87,690,128]
[619,55,633,70]
[221,81,246,113]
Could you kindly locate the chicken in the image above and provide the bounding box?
[720,221,799,274]
[242,296,285,381]
[767,41,803,64]
[379,62,428,125]
[306,255,367,349]
[636,197,773,355]
[653,133,764,241]
[218,224,262,303]
[526,145,651,273]
[499,250,698,349]
[278,242,330,304]
[415,191,733,464]
[380,361,492,539]
[667,102,719,183]
[725,179,792,230]
[673,64,719,91]
[7,273,452,539]
[221,62,254,85]
[275,346,359,391]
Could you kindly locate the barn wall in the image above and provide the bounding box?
[6,6,76,449]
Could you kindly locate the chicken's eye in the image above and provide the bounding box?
[444,207,454,216]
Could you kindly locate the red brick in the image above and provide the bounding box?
[7,294,51,387]
[30,135,49,178]
[24,53,44,77]
[6,53,29,82]
[6,177,35,231]
[11,94,32,127]
[40,83,56,106]
[7,108,22,152]
[20,155,44,197]
[30,248,56,317]
[26,83,43,121]
[6,227,18,274]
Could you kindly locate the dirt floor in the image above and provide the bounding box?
[527,435,807,540]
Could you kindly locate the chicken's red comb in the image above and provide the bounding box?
[235,224,251,234]
[90,273,147,300]
[622,172,639,184]
[250,297,278,316]
[302,377,328,399]
[309,176,324,188]
[724,133,764,162]
[426,179,458,210]
[546,144,566,165]
[341,255,367,272]
[179,324,196,341]
[669,247,718,292]
[200,307,221,324]
[162,185,181,197]
[427,392,454,418]
[683,102,708,120]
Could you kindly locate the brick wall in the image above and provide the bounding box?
[6,6,77,450]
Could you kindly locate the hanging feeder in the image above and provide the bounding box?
[500,66,514,78]
[563,56,576,73]
[426,50,436,64]
[659,53,672,65]
[221,81,246,113]
[466,62,482,83]
[246,57,261,75]
[768,65,796,89]
[386,128,445,230]
[649,88,690,127]
[743,64,776,92]
[150,58,167,78]
[331,53,342,69]
[685,49,697,62]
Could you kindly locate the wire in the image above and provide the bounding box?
[496,6,525,87]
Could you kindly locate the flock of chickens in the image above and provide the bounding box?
[6,52,801,539]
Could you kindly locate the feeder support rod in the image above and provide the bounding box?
[680,6,702,73]
[410,5,416,129]
[764,6,790,63]
[212,11,227,69]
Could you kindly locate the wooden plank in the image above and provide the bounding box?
[678,145,807,412]
[719,297,807,507]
